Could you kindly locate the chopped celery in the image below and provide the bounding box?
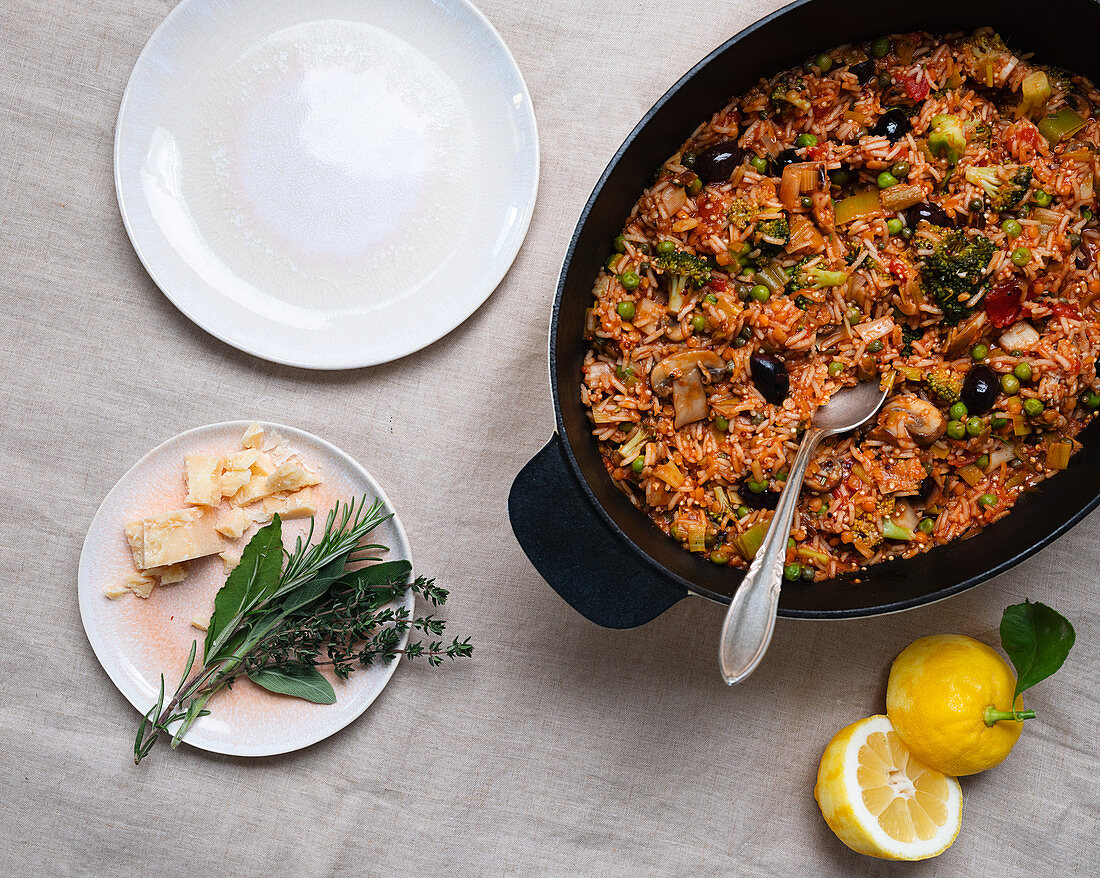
[883,520,914,541]
[755,264,789,295]
[686,519,707,553]
[617,425,647,461]
[652,462,684,488]
[1046,439,1071,470]
[733,520,769,560]
[1038,108,1086,144]
[834,190,882,226]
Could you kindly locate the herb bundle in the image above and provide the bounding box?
[134,497,471,763]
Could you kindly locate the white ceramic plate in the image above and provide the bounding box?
[78,421,413,757]
[115,0,539,368]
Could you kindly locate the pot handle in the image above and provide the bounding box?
[508,434,686,629]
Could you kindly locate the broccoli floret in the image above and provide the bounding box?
[900,325,923,356]
[961,30,1013,86]
[928,114,970,164]
[653,250,712,312]
[964,165,1033,211]
[754,216,790,249]
[727,198,756,229]
[919,229,995,325]
[787,258,849,292]
[769,76,811,112]
[926,366,963,404]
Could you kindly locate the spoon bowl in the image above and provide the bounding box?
[718,381,889,686]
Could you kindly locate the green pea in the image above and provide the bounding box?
[691,314,706,333]
[777,469,789,482]
[1014,362,1033,381]
[710,551,729,565]
[816,53,833,72]
[968,197,984,213]
[1002,218,1022,238]
[704,293,718,304]
[1082,391,1100,410]
[949,401,968,420]
[946,420,966,440]
[1033,190,1053,207]
[783,562,803,581]
[1068,232,1082,250]
[1023,397,1045,417]
[682,152,696,168]
[977,454,990,470]
[796,133,819,148]
[631,456,645,474]
[871,37,891,58]
[992,415,1008,428]
[886,218,903,236]
[736,505,751,518]
[1082,207,1093,221]
[1001,373,1021,394]
[867,340,884,353]
[877,72,892,89]
[656,240,676,256]
[971,343,989,361]
[750,154,769,173]
[787,537,796,549]
[801,565,816,582]
[977,493,998,508]
[846,306,862,323]
[828,361,844,377]
[687,176,703,196]
[1017,204,1032,218]
[917,517,935,535]
[829,169,851,186]
[750,285,771,303]
[740,325,753,339]
[1011,247,1031,267]
[613,235,628,253]
[965,416,984,437]
[747,479,767,493]
[616,300,636,320]
[715,415,730,431]
[619,272,640,291]
[800,195,813,208]
[877,171,899,189]
[891,161,910,178]
[900,227,913,240]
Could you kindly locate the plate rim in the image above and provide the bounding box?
[113,0,541,370]
[78,420,414,757]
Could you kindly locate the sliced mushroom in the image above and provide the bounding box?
[804,455,842,493]
[944,311,988,359]
[872,396,947,446]
[890,500,920,531]
[650,351,726,429]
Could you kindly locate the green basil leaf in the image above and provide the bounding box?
[1000,600,1076,700]
[247,665,336,705]
[204,516,283,661]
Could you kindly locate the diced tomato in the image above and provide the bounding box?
[707,274,730,292]
[696,194,727,234]
[804,145,827,161]
[896,70,930,102]
[984,280,1022,328]
[1026,279,1049,300]
[888,260,909,281]
[1052,302,1082,320]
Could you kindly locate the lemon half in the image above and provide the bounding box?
[815,715,962,860]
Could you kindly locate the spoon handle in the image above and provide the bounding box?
[718,427,826,685]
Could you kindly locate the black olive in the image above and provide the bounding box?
[739,479,780,510]
[849,60,875,84]
[770,148,800,176]
[915,476,937,504]
[872,108,911,142]
[904,202,955,229]
[750,352,789,405]
[694,141,744,184]
[961,364,999,414]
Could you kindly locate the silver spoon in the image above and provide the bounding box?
[718,380,888,685]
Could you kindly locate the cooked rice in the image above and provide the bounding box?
[582,29,1100,580]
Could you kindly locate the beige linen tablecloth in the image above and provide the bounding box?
[1,1,1097,874]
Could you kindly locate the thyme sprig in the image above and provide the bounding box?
[133,497,471,763]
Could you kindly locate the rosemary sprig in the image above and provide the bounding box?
[133,497,472,763]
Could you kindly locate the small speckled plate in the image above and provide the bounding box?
[78,421,413,757]
[115,0,539,368]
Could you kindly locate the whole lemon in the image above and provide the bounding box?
[886,634,1026,776]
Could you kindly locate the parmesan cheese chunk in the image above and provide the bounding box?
[122,571,158,599]
[223,449,260,472]
[139,507,226,568]
[232,473,277,507]
[220,468,252,497]
[219,548,242,572]
[149,563,187,585]
[266,459,322,494]
[104,583,130,600]
[185,453,223,507]
[191,617,209,631]
[215,506,251,539]
[241,422,264,449]
[124,521,146,568]
[262,487,317,520]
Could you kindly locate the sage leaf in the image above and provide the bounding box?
[1000,600,1075,700]
[247,665,337,704]
[278,552,354,616]
[204,516,283,661]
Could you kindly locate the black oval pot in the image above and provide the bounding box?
[509,0,1100,628]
